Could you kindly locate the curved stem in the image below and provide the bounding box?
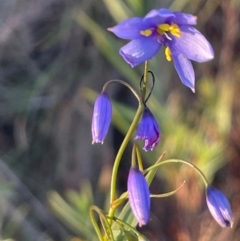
[145,159,209,187]
[90,206,115,241]
[100,215,115,241]
[108,62,149,222]
[89,206,104,241]
[102,79,141,102]
[110,180,185,210]
[108,103,144,217]
[150,180,185,198]
[143,71,155,104]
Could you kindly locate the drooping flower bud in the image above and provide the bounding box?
[127,167,150,227]
[135,107,160,151]
[91,92,112,144]
[206,186,233,227]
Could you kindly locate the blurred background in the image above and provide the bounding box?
[0,0,239,240]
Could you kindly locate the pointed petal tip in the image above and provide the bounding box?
[170,48,195,91]
[107,27,113,32]
[204,51,214,62]
[128,61,136,68]
[209,54,215,60]
[138,220,147,227]
[92,139,104,144]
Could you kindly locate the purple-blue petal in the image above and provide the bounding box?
[108,17,151,40]
[206,186,233,228]
[135,108,160,151]
[173,12,197,25]
[170,46,195,92]
[91,92,112,144]
[120,36,161,67]
[171,26,214,62]
[144,8,175,26]
[128,167,150,227]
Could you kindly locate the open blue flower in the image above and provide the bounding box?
[108,8,214,92]
[206,186,233,227]
[128,167,150,227]
[135,107,160,151]
[91,92,112,144]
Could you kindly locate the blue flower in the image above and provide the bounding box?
[128,167,150,227]
[206,186,233,227]
[108,8,214,92]
[91,92,112,144]
[135,107,160,151]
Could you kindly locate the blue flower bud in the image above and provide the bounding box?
[91,92,112,144]
[128,167,150,227]
[135,107,160,151]
[206,186,233,227]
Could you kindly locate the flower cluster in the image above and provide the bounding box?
[89,7,233,241]
[109,8,214,92]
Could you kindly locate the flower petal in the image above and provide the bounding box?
[144,8,174,25]
[108,17,151,40]
[171,26,214,62]
[173,12,197,25]
[135,107,160,151]
[206,186,233,228]
[170,46,195,91]
[120,37,161,67]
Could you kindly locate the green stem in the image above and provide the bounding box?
[108,62,149,222]
[102,79,141,102]
[150,180,185,198]
[89,206,104,241]
[131,144,137,167]
[135,144,144,172]
[90,205,115,241]
[100,215,115,241]
[142,61,149,100]
[145,159,209,187]
[108,103,144,210]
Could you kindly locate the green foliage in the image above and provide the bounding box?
[48,181,95,240]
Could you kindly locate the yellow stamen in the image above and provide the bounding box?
[140,29,152,37]
[165,47,172,61]
[169,23,181,37]
[158,23,170,31]
[157,23,181,38]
